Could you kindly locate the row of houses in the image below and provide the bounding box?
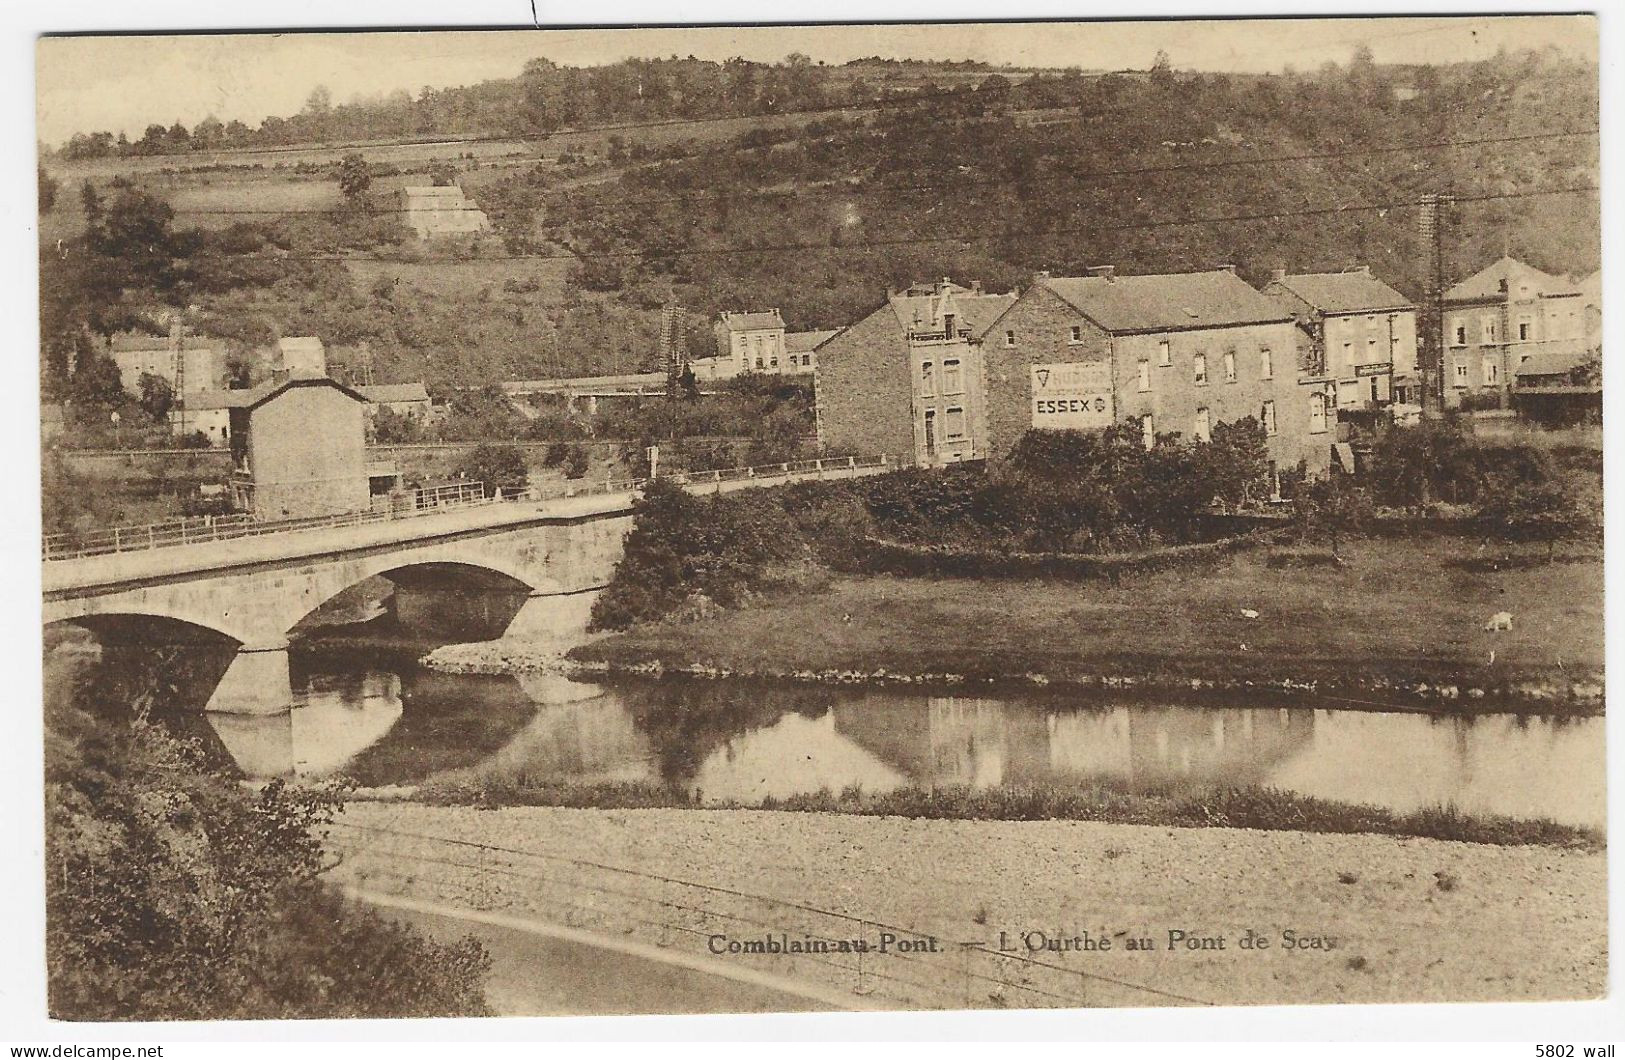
[106,326,432,446]
[811,257,1600,478]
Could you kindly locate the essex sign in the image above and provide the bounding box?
[1031,361,1114,429]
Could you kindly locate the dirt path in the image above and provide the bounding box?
[330,802,1605,1012]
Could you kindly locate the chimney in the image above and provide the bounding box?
[1270,268,1287,283]
[937,277,951,297]
[971,280,983,294]
[1088,264,1116,282]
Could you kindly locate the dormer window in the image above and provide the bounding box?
[1005,330,1016,347]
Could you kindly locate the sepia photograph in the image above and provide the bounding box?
[25,7,1611,1035]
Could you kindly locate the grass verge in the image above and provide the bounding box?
[400,778,1601,852]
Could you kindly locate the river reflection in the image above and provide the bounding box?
[184,659,1604,830]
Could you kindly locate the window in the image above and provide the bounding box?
[1193,353,1208,385]
[1141,414,1155,450]
[770,355,778,368]
[1453,360,1469,387]
[944,407,966,440]
[1517,316,1533,342]
[919,361,935,396]
[755,357,764,369]
[1483,359,1499,385]
[1451,320,1467,346]
[942,358,963,394]
[1223,351,1237,383]
[1193,407,1211,443]
[1005,330,1016,347]
[1157,338,1171,366]
[1261,400,1277,436]
[1308,392,1327,433]
[1068,325,1083,344]
[1260,347,1273,379]
[922,409,937,453]
[1137,359,1151,393]
[1482,317,1498,345]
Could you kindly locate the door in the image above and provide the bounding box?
[923,410,937,458]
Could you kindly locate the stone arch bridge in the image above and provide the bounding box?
[44,494,635,714]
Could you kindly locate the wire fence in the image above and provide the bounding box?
[44,455,893,563]
[324,818,1212,1012]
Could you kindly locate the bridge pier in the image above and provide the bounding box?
[205,640,293,715]
[502,588,601,645]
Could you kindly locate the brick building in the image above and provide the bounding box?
[1440,257,1587,409]
[980,267,1331,479]
[815,279,1017,464]
[1261,266,1419,410]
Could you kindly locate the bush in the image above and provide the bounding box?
[589,478,808,630]
[45,681,491,1020]
[453,442,529,496]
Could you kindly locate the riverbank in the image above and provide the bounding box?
[399,776,1600,851]
[429,537,1604,711]
[330,802,1606,1009]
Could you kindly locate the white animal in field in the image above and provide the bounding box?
[1483,611,1513,632]
[1240,608,1260,620]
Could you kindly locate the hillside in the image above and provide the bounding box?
[38,50,1598,397]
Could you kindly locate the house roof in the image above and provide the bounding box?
[359,382,431,404]
[1514,349,1595,378]
[1443,256,1581,303]
[1268,269,1414,315]
[785,329,839,354]
[231,375,369,413]
[1039,269,1292,333]
[887,283,1018,339]
[720,310,785,332]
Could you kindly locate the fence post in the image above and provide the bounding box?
[112,528,121,552]
[848,456,856,469]
[148,526,155,550]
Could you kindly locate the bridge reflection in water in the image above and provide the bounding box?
[177,662,1602,830]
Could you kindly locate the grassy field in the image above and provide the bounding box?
[571,535,1604,703]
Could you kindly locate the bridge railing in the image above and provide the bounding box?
[42,455,895,562]
[42,481,491,562]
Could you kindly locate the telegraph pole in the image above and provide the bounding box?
[1418,192,1454,414]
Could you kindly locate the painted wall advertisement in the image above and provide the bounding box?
[1031,361,1114,429]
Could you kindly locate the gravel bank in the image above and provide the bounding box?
[330,802,1605,1011]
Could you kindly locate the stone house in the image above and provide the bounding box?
[227,376,375,521]
[399,185,491,239]
[1440,257,1587,409]
[980,266,1331,480]
[816,280,1017,465]
[108,325,222,397]
[1261,266,1419,409]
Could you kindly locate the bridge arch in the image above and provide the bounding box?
[290,560,539,642]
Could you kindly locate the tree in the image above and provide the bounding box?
[136,371,174,422]
[453,442,529,496]
[1475,476,1596,562]
[38,166,58,213]
[427,161,457,187]
[44,669,492,1020]
[67,348,128,411]
[1292,473,1373,557]
[336,153,372,207]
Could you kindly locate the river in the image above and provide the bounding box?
[46,625,1605,830]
